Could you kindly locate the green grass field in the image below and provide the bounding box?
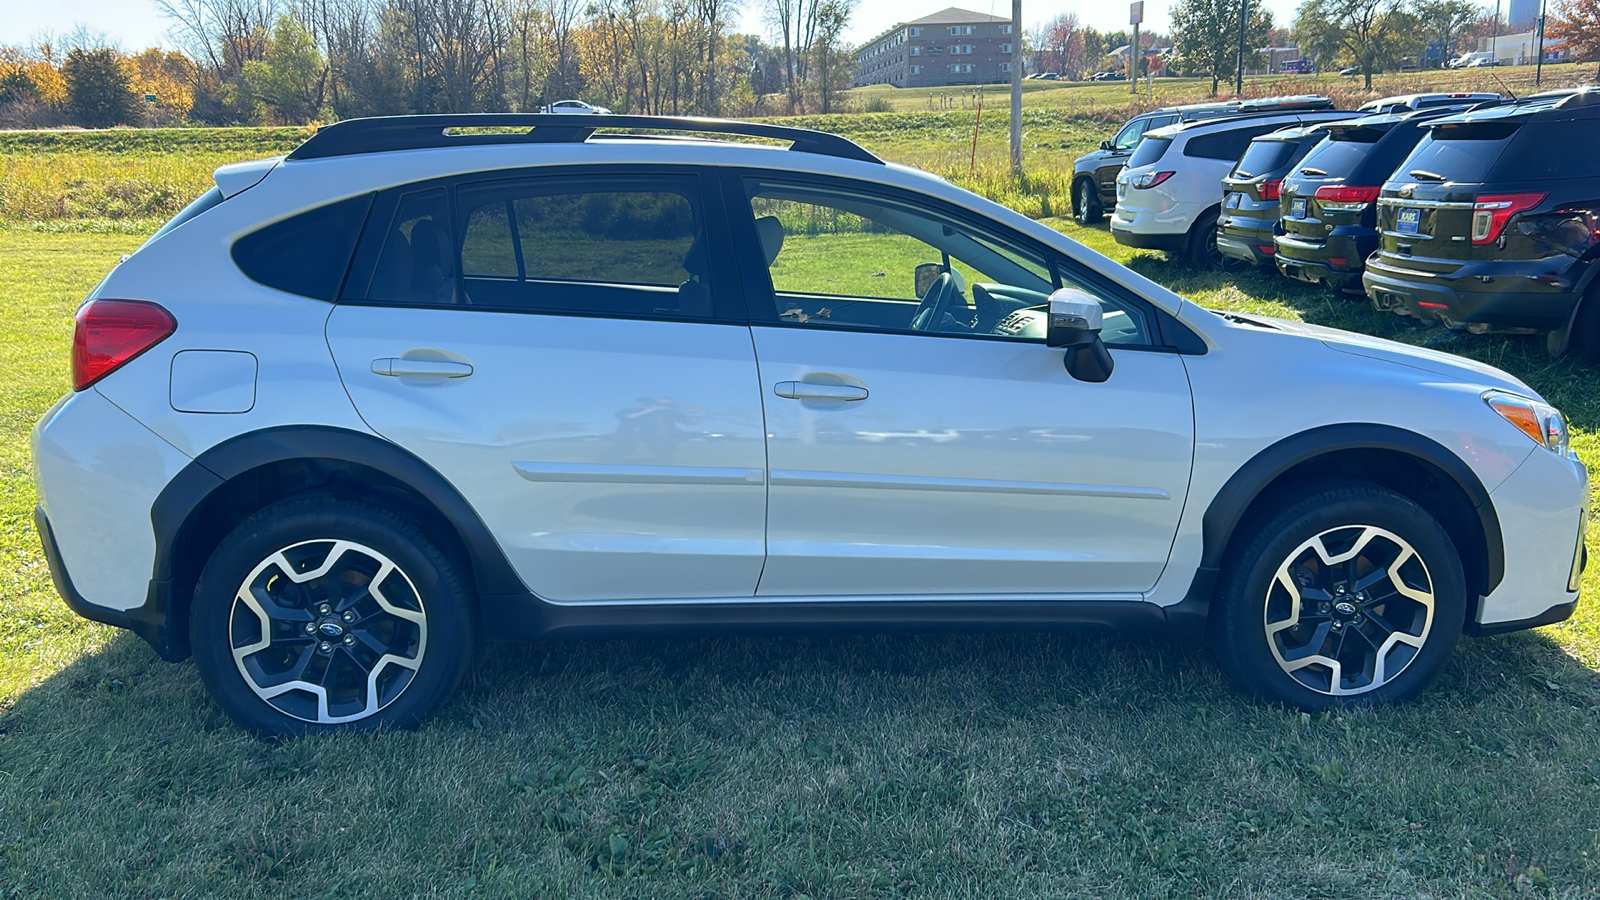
[3,111,1600,896]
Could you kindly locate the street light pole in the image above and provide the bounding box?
[1536,0,1548,85]
[1235,0,1249,95]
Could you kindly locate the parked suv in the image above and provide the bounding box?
[1277,108,1477,293]
[1362,90,1600,352]
[33,114,1586,736]
[1357,92,1501,114]
[1071,96,1334,225]
[1112,106,1353,266]
[1216,124,1332,268]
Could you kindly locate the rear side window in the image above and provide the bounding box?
[1396,121,1518,183]
[232,194,372,300]
[1128,136,1171,167]
[1232,140,1298,177]
[1185,123,1289,161]
[1489,121,1600,180]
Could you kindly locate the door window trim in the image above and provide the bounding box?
[338,164,751,326]
[719,168,1196,353]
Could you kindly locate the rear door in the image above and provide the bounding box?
[325,167,769,603]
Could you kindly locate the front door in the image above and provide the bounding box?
[730,175,1196,598]
[326,169,768,603]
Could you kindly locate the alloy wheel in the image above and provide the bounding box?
[229,539,428,724]
[1263,525,1435,696]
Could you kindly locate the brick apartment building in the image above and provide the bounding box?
[855,7,1017,89]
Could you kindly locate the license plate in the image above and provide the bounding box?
[1396,207,1421,234]
[1290,198,1307,218]
[1227,192,1242,209]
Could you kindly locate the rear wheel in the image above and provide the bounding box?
[191,497,474,737]
[1210,484,1466,710]
[1188,210,1242,271]
[1074,179,1104,225]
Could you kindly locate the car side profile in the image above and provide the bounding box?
[33,114,1587,736]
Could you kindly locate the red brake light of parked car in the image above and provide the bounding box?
[72,299,176,391]
[1472,192,1547,245]
[1260,179,1283,201]
[1131,171,1176,189]
[1313,185,1381,212]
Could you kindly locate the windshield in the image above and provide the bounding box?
[1397,121,1519,183]
[1232,140,1298,178]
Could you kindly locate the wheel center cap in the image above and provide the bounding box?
[1333,601,1359,617]
[318,619,346,638]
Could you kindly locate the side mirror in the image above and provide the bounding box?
[913,262,942,298]
[1100,139,1115,151]
[1046,289,1114,383]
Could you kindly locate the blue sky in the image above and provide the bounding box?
[4,0,1307,54]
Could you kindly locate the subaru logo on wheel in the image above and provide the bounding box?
[319,621,345,637]
[1334,601,1359,616]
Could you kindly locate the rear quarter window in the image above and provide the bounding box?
[232,194,373,300]
[1185,123,1288,161]
[1488,120,1600,180]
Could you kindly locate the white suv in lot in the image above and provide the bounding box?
[33,114,1587,736]
[1112,108,1353,266]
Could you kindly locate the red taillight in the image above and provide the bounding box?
[71,299,176,391]
[1260,179,1283,201]
[1472,192,1547,245]
[1131,170,1175,189]
[1313,185,1381,204]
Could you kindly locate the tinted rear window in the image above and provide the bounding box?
[1232,140,1298,177]
[1128,136,1172,167]
[233,194,373,300]
[1185,123,1290,161]
[1489,121,1600,180]
[1395,121,1518,184]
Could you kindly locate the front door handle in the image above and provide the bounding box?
[774,381,868,401]
[371,358,474,378]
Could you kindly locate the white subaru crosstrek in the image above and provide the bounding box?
[1111,108,1353,266]
[33,114,1587,736]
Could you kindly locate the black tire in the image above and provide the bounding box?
[1187,209,1242,270]
[1074,179,1104,225]
[1209,484,1466,711]
[191,496,475,737]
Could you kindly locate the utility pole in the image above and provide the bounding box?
[1011,0,1022,175]
[1130,1,1143,94]
[1536,0,1548,85]
[1235,0,1249,95]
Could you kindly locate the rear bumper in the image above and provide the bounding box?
[1363,259,1579,330]
[1111,226,1188,252]
[34,505,183,660]
[1275,229,1376,291]
[1216,229,1275,266]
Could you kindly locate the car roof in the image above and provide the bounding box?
[1253,123,1328,141]
[1358,92,1500,109]
[1146,109,1352,140]
[1424,87,1600,126]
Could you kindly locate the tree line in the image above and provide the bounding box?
[0,0,856,128]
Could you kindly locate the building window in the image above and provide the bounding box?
[948,25,973,35]
[950,63,973,74]
[1002,24,1013,34]
[1000,62,1011,72]
[911,46,921,55]
[909,27,921,36]
[910,65,922,74]
[1000,43,1012,54]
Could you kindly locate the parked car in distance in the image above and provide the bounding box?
[33,113,1588,736]
[1277,106,1486,293]
[1072,95,1336,226]
[1040,72,1061,80]
[1448,51,1495,68]
[1340,65,1362,76]
[1112,103,1353,266]
[1467,57,1500,67]
[538,99,612,115]
[1217,124,1334,268]
[1362,89,1600,353]
[1357,92,1502,114]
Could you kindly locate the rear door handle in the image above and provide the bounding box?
[371,358,474,378]
[774,381,868,401]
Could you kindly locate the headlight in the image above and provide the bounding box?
[1484,390,1569,455]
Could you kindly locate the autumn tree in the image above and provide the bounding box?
[1295,0,1419,89]
[1550,0,1600,77]
[241,14,328,122]
[1037,12,1085,78]
[1171,0,1274,94]
[1414,0,1483,63]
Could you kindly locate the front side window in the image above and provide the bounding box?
[1113,118,1149,151]
[742,178,1151,346]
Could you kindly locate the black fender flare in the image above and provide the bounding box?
[144,425,528,658]
[1181,422,1504,613]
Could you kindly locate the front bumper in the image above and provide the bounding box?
[1363,258,1579,331]
[1472,446,1587,633]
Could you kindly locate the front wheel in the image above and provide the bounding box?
[1074,179,1104,225]
[191,497,475,737]
[1210,484,1466,710]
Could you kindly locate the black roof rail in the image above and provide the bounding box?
[286,113,883,164]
